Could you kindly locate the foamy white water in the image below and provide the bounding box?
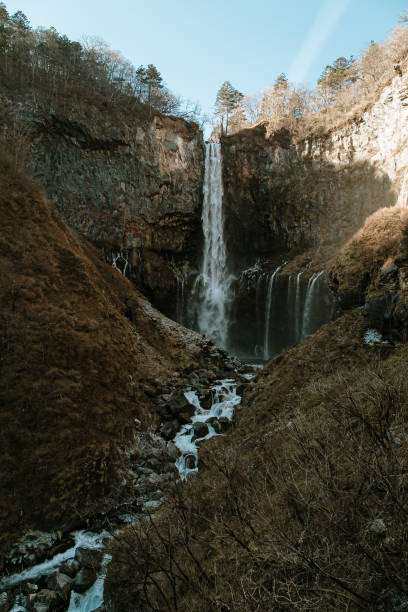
[195,143,232,348]
[174,380,241,479]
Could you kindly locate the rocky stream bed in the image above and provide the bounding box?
[0,359,257,612]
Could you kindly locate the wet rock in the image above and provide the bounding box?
[59,558,80,578]
[218,417,231,432]
[193,422,209,438]
[167,441,179,461]
[184,454,197,470]
[7,532,59,569]
[74,547,103,569]
[35,589,61,610]
[23,582,39,595]
[199,393,213,410]
[206,417,221,434]
[0,592,11,612]
[159,421,178,440]
[46,572,73,601]
[73,567,97,593]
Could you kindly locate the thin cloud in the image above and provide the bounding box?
[288,0,351,83]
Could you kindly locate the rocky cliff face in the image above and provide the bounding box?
[19,105,204,319]
[214,70,408,357]
[221,70,408,271]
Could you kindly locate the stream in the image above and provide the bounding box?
[1,374,251,612]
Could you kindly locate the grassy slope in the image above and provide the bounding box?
[0,155,203,552]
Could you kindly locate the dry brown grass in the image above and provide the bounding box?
[106,307,408,611]
[0,151,201,553]
[330,207,408,297]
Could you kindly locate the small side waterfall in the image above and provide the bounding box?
[295,271,303,343]
[176,277,185,325]
[301,271,324,340]
[263,266,282,360]
[194,143,232,348]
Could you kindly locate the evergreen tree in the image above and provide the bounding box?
[318,56,357,92]
[273,72,288,92]
[144,64,163,105]
[215,81,243,134]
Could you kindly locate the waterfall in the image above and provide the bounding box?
[263,266,281,361]
[195,143,231,348]
[255,272,265,357]
[176,277,185,324]
[295,271,303,342]
[301,271,324,340]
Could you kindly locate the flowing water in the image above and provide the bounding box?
[301,271,324,340]
[193,143,232,349]
[263,266,282,361]
[174,380,241,480]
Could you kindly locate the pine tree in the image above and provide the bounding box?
[318,56,357,92]
[215,81,243,134]
[144,64,163,105]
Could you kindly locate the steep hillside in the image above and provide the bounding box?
[0,153,216,552]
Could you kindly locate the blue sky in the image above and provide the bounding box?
[5,0,408,120]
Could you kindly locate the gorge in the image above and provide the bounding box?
[2,7,408,611]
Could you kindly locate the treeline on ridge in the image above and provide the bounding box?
[0,2,201,121]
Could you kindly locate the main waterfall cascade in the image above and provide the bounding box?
[186,142,334,361]
[191,143,232,349]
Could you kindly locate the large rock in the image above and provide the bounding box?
[192,422,209,439]
[74,547,103,569]
[35,589,61,611]
[73,567,97,593]
[46,571,73,601]
[0,592,11,612]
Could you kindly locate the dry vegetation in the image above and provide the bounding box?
[0,150,205,552]
[107,309,408,611]
[229,25,408,140]
[330,207,408,320]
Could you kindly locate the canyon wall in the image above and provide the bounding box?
[218,69,408,357]
[15,103,205,319]
[221,69,408,271]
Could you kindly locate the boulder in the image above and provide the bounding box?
[159,421,178,440]
[206,417,221,434]
[74,547,103,569]
[218,417,231,432]
[184,454,197,470]
[0,592,11,612]
[192,421,209,439]
[167,441,179,461]
[58,558,80,578]
[46,571,73,601]
[73,567,97,593]
[35,589,61,610]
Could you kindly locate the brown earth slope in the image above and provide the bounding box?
[0,154,209,552]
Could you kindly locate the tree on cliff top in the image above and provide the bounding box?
[318,56,357,92]
[215,81,243,135]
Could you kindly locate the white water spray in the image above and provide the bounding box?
[174,380,241,480]
[195,143,232,348]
